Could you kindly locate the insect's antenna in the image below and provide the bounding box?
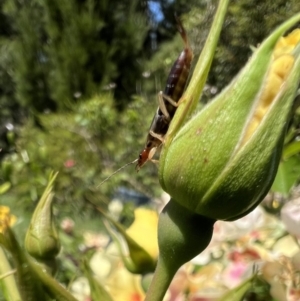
[97,159,138,187]
[174,15,189,49]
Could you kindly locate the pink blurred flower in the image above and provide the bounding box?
[222,261,249,288]
[287,287,300,301]
[64,159,76,168]
[167,268,189,301]
[281,197,300,238]
[166,264,225,301]
[214,206,266,242]
[228,248,261,262]
[262,255,300,301]
[192,206,266,265]
[60,217,75,234]
[190,291,222,301]
[83,232,109,249]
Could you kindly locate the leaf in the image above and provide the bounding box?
[0,182,11,195]
[102,217,156,274]
[82,259,114,301]
[271,156,300,196]
[0,247,21,301]
[283,140,300,159]
[89,201,156,274]
[218,275,254,301]
[2,227,47,301]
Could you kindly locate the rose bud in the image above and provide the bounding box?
[25,172,60,266]
[159,19,300,221]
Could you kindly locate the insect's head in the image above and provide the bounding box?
[136,149,149,172]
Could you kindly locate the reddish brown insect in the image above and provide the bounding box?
[136,18,193,171]
[97,19,193,187]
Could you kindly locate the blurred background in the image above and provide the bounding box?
[1,0,300,297]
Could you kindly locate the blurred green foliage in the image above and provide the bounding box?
[1,0,149,110]
[1,94,162,216]
[271,104,300,197]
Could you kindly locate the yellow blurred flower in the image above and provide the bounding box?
[106,265,145,301]
[262,255,300,301]
[126,208,159,260]
[0,206,16,234]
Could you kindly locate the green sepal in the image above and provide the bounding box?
[101,211,156,274]
[271,155,300,196]
[25,171,60,261]
[29,258,78,301]
[159,14,300,220]
[218,275,256,301]
[0,227,47,301]
[0,182,11,195]
[0,247,22,301]
[82,259,114,301]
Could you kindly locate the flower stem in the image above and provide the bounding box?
[0,247,21,301]
[145,200,215,301]
[144,256,177,301]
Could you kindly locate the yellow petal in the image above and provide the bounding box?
[126,208,159,260]
[106,265,145,301]
[241,29,300,146]
[0,206,16,233]
[274,29,300,57]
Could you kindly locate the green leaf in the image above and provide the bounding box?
[25,171,60,261]
[0,247,21,301]
[283,140,300,159]
[0,182,11,195]
[1,228,47,301]
[272,156,300,196]
[101,216,156,274]
[29,258,78,301]
[83,259,114,301]
[218,275,254,301]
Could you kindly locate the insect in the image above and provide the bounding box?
[135,17,193,171]
[97,18,193,187]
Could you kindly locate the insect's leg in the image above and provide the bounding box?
[148,147,157,160]
[161,93,180,107]
[149,142,165,166]
[148,147,160,166]
[165,96,193,144]
[158,92,171,120]
[149,131,164,143]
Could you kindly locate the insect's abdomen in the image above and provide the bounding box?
[162,47,193,119]
[136,19,193,170]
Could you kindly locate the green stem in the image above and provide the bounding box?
[144,256,177,301]
[0,247,21,301]
[29,258,78,301]
[4,227,46,301]
[144,200,215,301]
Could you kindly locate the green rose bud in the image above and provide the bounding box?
[25,172,60,265]
[159,18,300,221]
[144,2,229,300]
